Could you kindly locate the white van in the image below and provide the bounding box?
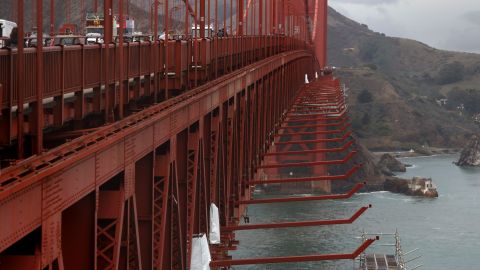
[0,19,17,38]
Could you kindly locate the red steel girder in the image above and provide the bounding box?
[257,150,357,169]
[182,0,199,24]
[17,0,25,158]
[291,104,346,112]
[290,104,346,111]
[210,238,377,267]
[289,108,346,115]
[291,103,345,109]
[273,131,352,145]
[33,0,44,154]
[295,90,342,97]
[264,140,354,156]
[278,117,349,129]
[274,123,351,136]
[238,182,365,204]
[248,164,362,185]
[284,115,347,124]
[295,96,343,103]
[287,110,347,118]
[223,205,371,231]
[284,111,347,122]
[0,84,2,112]
[292,99,345,107]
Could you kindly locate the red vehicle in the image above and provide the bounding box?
[58,23,77,35]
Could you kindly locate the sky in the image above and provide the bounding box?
[329,0,480,53]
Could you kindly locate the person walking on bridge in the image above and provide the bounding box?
[5,26,18,48]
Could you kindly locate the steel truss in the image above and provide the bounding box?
[0,0,375,269]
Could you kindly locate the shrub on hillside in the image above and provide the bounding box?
[359,40,379,61]
[357,89,374,103]
[437,62,465,85]
[364,63,378,70]
[362,113,371,125]
[446,88,480,115]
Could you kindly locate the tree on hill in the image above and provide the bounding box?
[359,39,379,61]
[437,62,465,85]
[357,89,374,103]
[446,88,480,115]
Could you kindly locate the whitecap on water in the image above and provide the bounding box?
[356,191,388,195]
[407,164,418,169]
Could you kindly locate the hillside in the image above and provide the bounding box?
[328,7,480,150]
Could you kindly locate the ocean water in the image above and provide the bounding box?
[231,154,480,269]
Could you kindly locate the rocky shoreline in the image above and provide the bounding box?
[384,177,439,198]
[375,154,439,197]
[372,147,460,159]
[455,135,480,167]
[325,135,441,198]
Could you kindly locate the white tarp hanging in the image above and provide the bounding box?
[209,203,221,244]
[191,234,211,270]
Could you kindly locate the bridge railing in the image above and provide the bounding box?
[0,36,312,110]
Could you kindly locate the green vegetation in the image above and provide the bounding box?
[364,63,378,70]
[359,39,379,61]
[357,89,374,103]
[436,62,465,85]
[446,88,480,115]
[361,113,371,125]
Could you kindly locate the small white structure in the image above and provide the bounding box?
[86,32,102,44]
[209,203,221,244]
[436,98,448,106]
[408,177,437,195]
[304,74,309,84]
[0,19,17,38]
[191,234,211,270]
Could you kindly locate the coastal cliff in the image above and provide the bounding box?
[456,135,480,167]
[378,153,407,175]
[328,138,386,193]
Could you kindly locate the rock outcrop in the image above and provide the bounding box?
[384,177,438,198]
[328,137,386,193]
[378,153,407,174]
[456,135,480,167]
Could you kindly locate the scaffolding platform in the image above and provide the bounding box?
[364,253,400,270]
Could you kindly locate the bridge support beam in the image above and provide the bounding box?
[210,238,378,268]
[223,206,371,231]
